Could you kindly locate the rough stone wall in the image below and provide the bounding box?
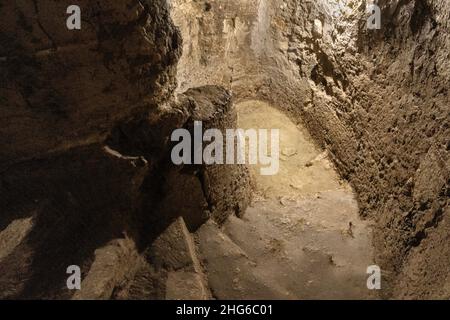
[170,0,274,99]
[270,0,449,299]
[258,0,449,299]
[353,0,450,299]
[278,0,449,298]
[0,0,181,168]
[172,0,449,299]
[178,86,253,226]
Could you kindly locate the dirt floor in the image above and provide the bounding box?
[196,101,376,299]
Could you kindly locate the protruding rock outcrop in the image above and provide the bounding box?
[0,0,181,167]
[0,0,251,299]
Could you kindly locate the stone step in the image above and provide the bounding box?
[196,220,293,300]
[0,217,33,262]
[113,217,209,300]
[72,237,139,300]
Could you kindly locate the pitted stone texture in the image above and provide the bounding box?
[0,0,181,167]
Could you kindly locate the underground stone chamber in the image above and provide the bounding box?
[0,0,448,299]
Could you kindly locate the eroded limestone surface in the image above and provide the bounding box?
[172,0,449,299]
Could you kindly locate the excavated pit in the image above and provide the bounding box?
[169,0,449,299]
[0,0,448,300]
[196,100,375,299]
